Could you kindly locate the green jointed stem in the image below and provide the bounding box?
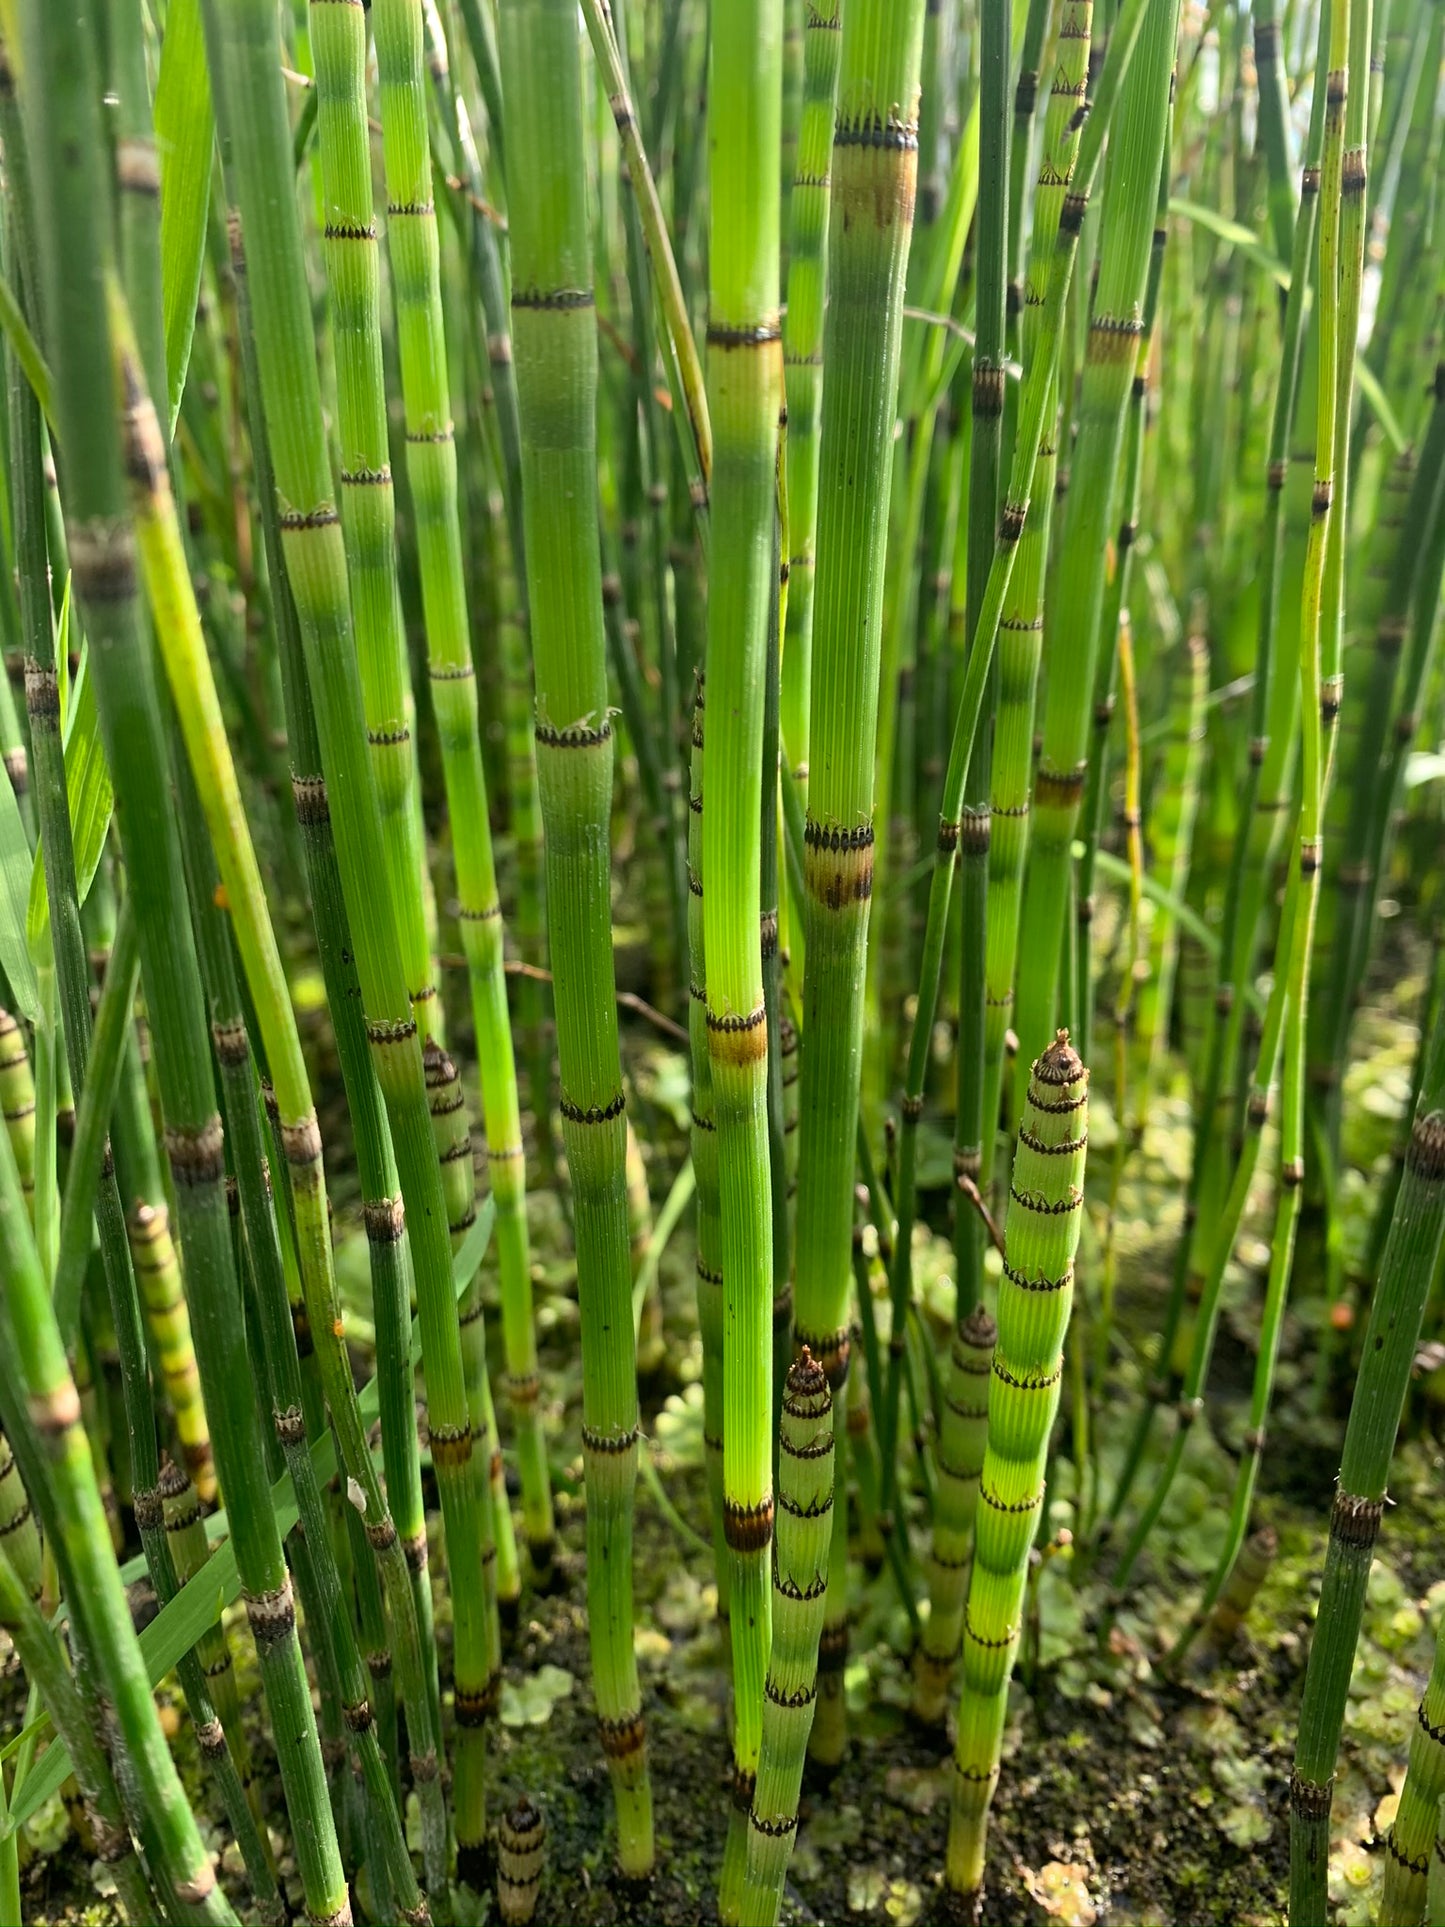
[0,1427,41,1605]
[219,179,441,1765]
[424,1039,507,1683]
[158,1458,261,1827]
[792,0,927,1629]
[0,1534,152,1925]
[0,1052,231,1924]
[1134,633,1208,1113]
[706,6,784,1907]
[950,0,1014,1355]
[497,0,653,1871]
[209,0,495,1870]
[21,3,346,1915]
[0,1009,35,1214]
[171,725,439,1915]
[689,670,731,1630]
[1203,1524,1277,1656]
[126,1187,215,1502]
[1383,1601,1445,1926]
[1101,32,1327,1538]
[372,0,555,1593]
[740,1350,835,1927]
[1289,1013,1445,1923]
[777,0,841,797]
[118,293,450,1898]
[913,1305,995,1726]
[1011,0,1180,1102]
[580,0,711,497]
[947,1034,1089,1904]
[887,0,1155,1390]
[307,0,434,1032]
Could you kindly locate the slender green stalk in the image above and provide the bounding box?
[1010,0,1180,1098]
[688,665,732,1646]
[496,0,653,1870]
[307,0,435,1036]
[21,3,347,1914]
[949,0,1013,1365]
[912,1304,996,1726]
[424,1038,507,1684]
[373,0,556,1605]
[704,10,786,1911]
[791,11,927,1781]
[0,1427,41,1604]
[1204,1523,1276,1657]
[0,1535,153,1924]
[777,0,841,802]
[208,0,497,1873]
[947,1034,1090,1907]
[217,165,442,1771]
[580,0,710,495]
[0,1009,35,1216]
[740,1350,835,1927]
[1384,1580,1445,1923]
[0,1050,230,1923]
[1289,1005,1445,1922]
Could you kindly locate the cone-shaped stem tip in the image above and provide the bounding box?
[786,1346,830,1405]
[156,1455,190,1502]
[959,1303,997,1349]
[1034,1029,1084,1086]
[422,1037,459,1088]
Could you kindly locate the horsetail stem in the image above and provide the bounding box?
[777,0,841,805]
[1290,1004,1445,1922]
[947,1033,1089,1909]
[496,0,653,1869]
[208,0,499,1870]
[1010,0,1180,1100]
[1383,1600,1445,1926]
[705,6,786,1908]
[688,667,732,1636]
[740,1349,835,1926]
[21,0,349,1911]
[306,0,435,1032]
[791,9,927,1766]
[372,0,555,1605]
[913,1305,996,1728]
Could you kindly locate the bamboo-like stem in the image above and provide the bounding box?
[1289,1005,1445,1922]
[912,1305,996,1726]
[1010,0,1181,1099]
[0,1044,231,1923]
[208,0,496,1874]
[0,1009,36,1217]
[0,1534,153,1924]
[777,0,841,806]
[20,4,347,1914]
[947,1034,1090,1907]
[882,0,1155,1556]
[790,10,927,1764]
[116,286,451,1899]
[949,0,1014,1367]
[706,10,785,1910]
[740,1349,835,1926]
[1099,25,1328,1537]
[372,0,555,1613]
[580,0,711,495]
[688,666,731,1638]
[1383,1600,1445,1926]
[496,0,653,1870]
[217,170,442,1766]
[306,0,435,1035]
